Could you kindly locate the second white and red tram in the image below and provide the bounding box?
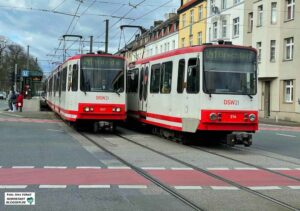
[46,53,126,131]
[127,44,258,146]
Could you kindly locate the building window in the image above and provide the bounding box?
[174,23,177,31]
[270,40,276,62]
[190,9,194,24]
[181,38,185,48]
[257,5,263,26]
[248,12,253,32]
[172,40,176,50]
[257,42,262,62]
[189,35,193,46]
[285,37,294,60]
[234,0,240,4]
[209,27,211,41]
[286,0,295,20]
[222,20,227,38]
[197,32,202,45]
[284,80,293,103]
[182,14,186,27]
[271,2,277,24]
[213,22,218,39]
[198,5,203,20]
[221,0,227,9]
[233,17,239,37]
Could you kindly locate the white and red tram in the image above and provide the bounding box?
[127,43,258,146]
[46,53,126,131]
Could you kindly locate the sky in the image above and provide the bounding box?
[0,0,180,74]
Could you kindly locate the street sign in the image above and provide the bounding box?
[22,70,29,77]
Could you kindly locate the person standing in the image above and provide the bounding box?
[16,92,24,112]
[7,90,13,111]
[11,91,17,112]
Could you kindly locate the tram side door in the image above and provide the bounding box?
[138,64,149,117]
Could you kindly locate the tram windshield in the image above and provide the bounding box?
[203,47,257,95]
[80,56,125,93]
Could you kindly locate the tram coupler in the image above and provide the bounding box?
[226,133,252,147]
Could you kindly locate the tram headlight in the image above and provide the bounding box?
[113,107,121,112]
[209,113,217,121]
[249,114,256,122]
[84,107,90,112]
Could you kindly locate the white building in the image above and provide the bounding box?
[206,0,246,45]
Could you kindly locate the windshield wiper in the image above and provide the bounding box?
[247,94,253,99]
[114,89,120,96]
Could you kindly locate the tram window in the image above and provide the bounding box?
[49,77,53,96]
[139,68,144,100]
[143,67,149,100]
[127,68,139,93]
[72,64,78,91]
[187,58,200,93]
[150,64,161,93]
[177,59,185,93]
[160,61,172,94]
[61,67,67,92]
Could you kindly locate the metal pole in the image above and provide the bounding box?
[26,45,29,70]
[105,19,109,53]
[14,63,17,92]
[90,36,93,53]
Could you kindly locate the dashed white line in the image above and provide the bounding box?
[107,166,131,170]
[78,185,110,189]
[234,167,258,170]
[174,186,203,190]
[276,133,297,138]
[118,185,147,189]
[0,185,27,189]
[43,166,67,169]
[39,185,67,189]
[207,167,230,170]
[12,166,34,169]
[170,167,194,170]
[211,186,239,190]
[141,167,166,170]
[47,129,64,132]
[249,186,281,190]
[267,168,291,170]
[288,186,300,190]
[76,166,102,169]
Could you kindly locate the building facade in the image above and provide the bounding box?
[206,0,246,45]
[178,0,207,48]
[250,0,299,121]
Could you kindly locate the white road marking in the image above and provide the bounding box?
[174,186,203,190]
[118,185,147,189]
[170,167,194,170]
[207,167,230,170]
[276,133,297,138]
[0,185,27,189]
[47,129,64,132]
[39,185,67,189]
[211,186,239,190]
[249,186,281,190]
[43,166,67,169]
[76,166,102,169]
[288,186,300,190]
[234,167,258,170]
[12,166,34,168]
[107,166,131,170]
[141,167,166,170]
[79,185,110,189]
[267,168,291,170]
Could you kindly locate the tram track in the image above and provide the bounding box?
[78,132,205,211]
[112,131,299,211]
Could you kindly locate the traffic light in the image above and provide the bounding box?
[9,71,15,83]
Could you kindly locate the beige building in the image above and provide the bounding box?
[247,0,299,122]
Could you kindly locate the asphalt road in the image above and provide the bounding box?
[253,125,300,159]
[0,110,299,210]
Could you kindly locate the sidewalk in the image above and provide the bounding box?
[259,117,300,127]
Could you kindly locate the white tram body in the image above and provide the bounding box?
[127,44,258,145]
[46,54,126,125]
